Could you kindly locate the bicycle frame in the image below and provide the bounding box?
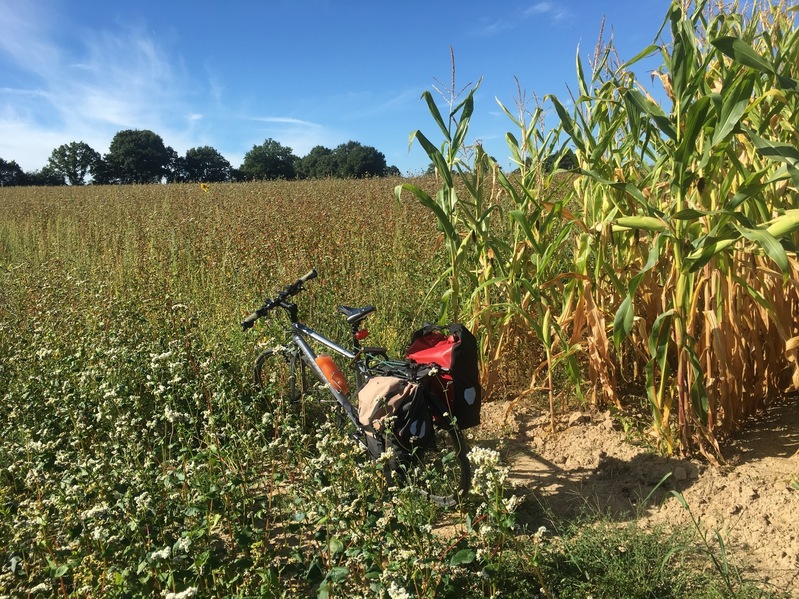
[286,321,366,429]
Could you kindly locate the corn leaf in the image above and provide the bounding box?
[410,130,453,189]
[684,235,738,272]
[394,182,457,242]
[712,72,755,146]
[613,295,635,349]
[619,44,661,71]
[576,46,589,98]
[712,36,799,91]
[747,132,799,187]
[675,95,712,170]
[687,347,709,426]
[420,91,451,140]
[509,209,542,254]
[547,94,585,153]
[712,36,774,75]
[624,89,677,141]
[582,168,661,215]
[733,223,790,274]
[614,216,668,232]
[451,92,475,160]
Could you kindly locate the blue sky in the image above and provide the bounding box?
[0,1,670,175]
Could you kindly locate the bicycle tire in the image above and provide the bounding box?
[402,421,471,508]
[254,347,357,436]
[254,347,300,402]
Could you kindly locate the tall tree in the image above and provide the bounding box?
[24,167,65,186]
[165,147,185,183]
[239,138,298,180]
[46,141,101,185]
[104,129,171,184]
[183,146,232,182]
[298,145,337,179]
[0,158,25,186]
[334,141,387,178]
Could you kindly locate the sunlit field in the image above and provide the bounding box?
[4,1,797,593]
[1,179,777,597]
[0,180,458,597]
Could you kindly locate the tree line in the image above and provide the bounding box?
[0,129,401,186]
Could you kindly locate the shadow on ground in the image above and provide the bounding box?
[477,393,799,527]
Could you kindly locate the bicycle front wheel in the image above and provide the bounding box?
[254,347,301,403]
[254,347,350,432]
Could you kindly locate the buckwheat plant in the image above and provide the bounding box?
[466,446,530,596]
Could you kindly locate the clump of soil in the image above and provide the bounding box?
[475,395,799,595]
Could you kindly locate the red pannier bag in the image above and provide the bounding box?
[406,324,482,429]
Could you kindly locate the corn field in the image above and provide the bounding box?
[400,0,799,457]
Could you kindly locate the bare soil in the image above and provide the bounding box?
[475,395,799,597]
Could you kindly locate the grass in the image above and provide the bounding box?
[536,517,771,599]
[0,180,783,597]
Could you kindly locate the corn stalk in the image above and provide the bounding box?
[550,0,799,455]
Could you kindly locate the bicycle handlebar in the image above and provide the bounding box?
[241,269,318,331]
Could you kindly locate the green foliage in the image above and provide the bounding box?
[6,134,397,187]
[298,141,390,179]
[177,146,233,183]
[101,129,173,184]
[335,141,388,178]
[561,0,799,454]
[18,167,65,187]
[46,141,102,185]
[299,145,338,178]
[0,157,25,186]
[240,138,299,181]
[537,518,769,599]
[407,0,799,455]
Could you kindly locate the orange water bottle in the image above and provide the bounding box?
[315,355,349,394]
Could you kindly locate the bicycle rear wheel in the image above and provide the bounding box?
[404,422,471,508]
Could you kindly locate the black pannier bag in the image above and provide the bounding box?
[406,323,482,429]
[358,376,435,468]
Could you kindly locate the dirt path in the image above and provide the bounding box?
[477,396,799,596]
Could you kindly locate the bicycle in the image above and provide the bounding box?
[241,269,471,507]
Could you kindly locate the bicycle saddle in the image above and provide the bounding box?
[337,305,376,325]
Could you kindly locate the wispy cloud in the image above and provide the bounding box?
[475,2,572,36]
[248,116,321,128]
[237,114,341,156]
[0,2,201,169]
[523,2,571,21]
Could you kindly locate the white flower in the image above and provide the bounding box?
[151,351,173,363]
[149,546,171,561]
[174,536,191,553]
[533,526,548,545]
[134,492,151,512]
[164,405,185,423]
[82,503,110,520]
[164,587,197,599]
[387,582,412,599]
[503,495,522,513]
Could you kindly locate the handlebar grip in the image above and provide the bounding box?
[241,311,260,331]
[299,269,318,283]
